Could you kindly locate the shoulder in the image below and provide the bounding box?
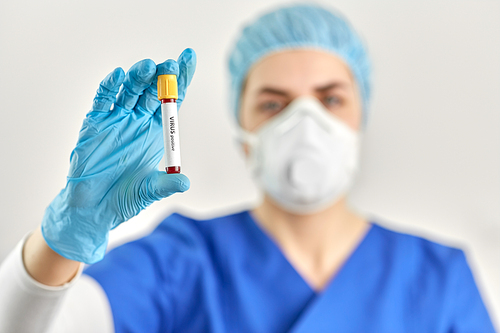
[85,209,251,279]
[83,211,252,332]
[370,223,467,276]
[152,209,251,245]
[366,223,473,303]
[128,209,251,262]
[370,223,495,330]
[373,225,478,313]
[372,224,470,288]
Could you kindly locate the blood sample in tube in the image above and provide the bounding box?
[157,74,181,174]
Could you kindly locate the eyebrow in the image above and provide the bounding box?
[256,87,290,98]
[315,81,349,93]
[256,81,350,98]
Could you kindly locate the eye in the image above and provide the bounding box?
[323,95,342,109]
[259,100,285,113]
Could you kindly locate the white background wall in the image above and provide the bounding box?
[1,0,498,327]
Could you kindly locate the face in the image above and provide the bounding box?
[239,49,362,132]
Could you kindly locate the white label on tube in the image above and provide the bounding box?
[161,102,181,168]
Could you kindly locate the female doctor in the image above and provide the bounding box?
[0,4,495,333]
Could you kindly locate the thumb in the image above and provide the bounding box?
[148,171,190,201]
[176,48,197,109]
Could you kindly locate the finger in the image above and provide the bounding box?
[91,67,125,113]
[136,59,177,115]
[135,83,161,115]
[115,59,157,111]
[156,58,179,77]
[176,48,197,109]
[145,172,190,201]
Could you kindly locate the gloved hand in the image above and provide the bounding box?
[41,48,197,264]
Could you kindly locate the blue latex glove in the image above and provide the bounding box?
[41,48,197,264]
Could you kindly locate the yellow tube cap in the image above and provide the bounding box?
[157,74,178,100]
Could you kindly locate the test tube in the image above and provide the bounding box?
[157,74,181,174]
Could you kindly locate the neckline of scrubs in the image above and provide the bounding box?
[242,210,375,294]
[243,211,382,332]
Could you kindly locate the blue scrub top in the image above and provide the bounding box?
[84,211,496,333]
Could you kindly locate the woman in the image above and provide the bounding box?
[0,4,495,332]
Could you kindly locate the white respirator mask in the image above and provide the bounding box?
[237,96,360,214]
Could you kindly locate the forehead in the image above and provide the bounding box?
[245,49,354,91]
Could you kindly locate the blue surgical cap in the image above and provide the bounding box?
[228,4,371,122]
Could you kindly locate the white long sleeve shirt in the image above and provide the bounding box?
[0,235,114,333]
